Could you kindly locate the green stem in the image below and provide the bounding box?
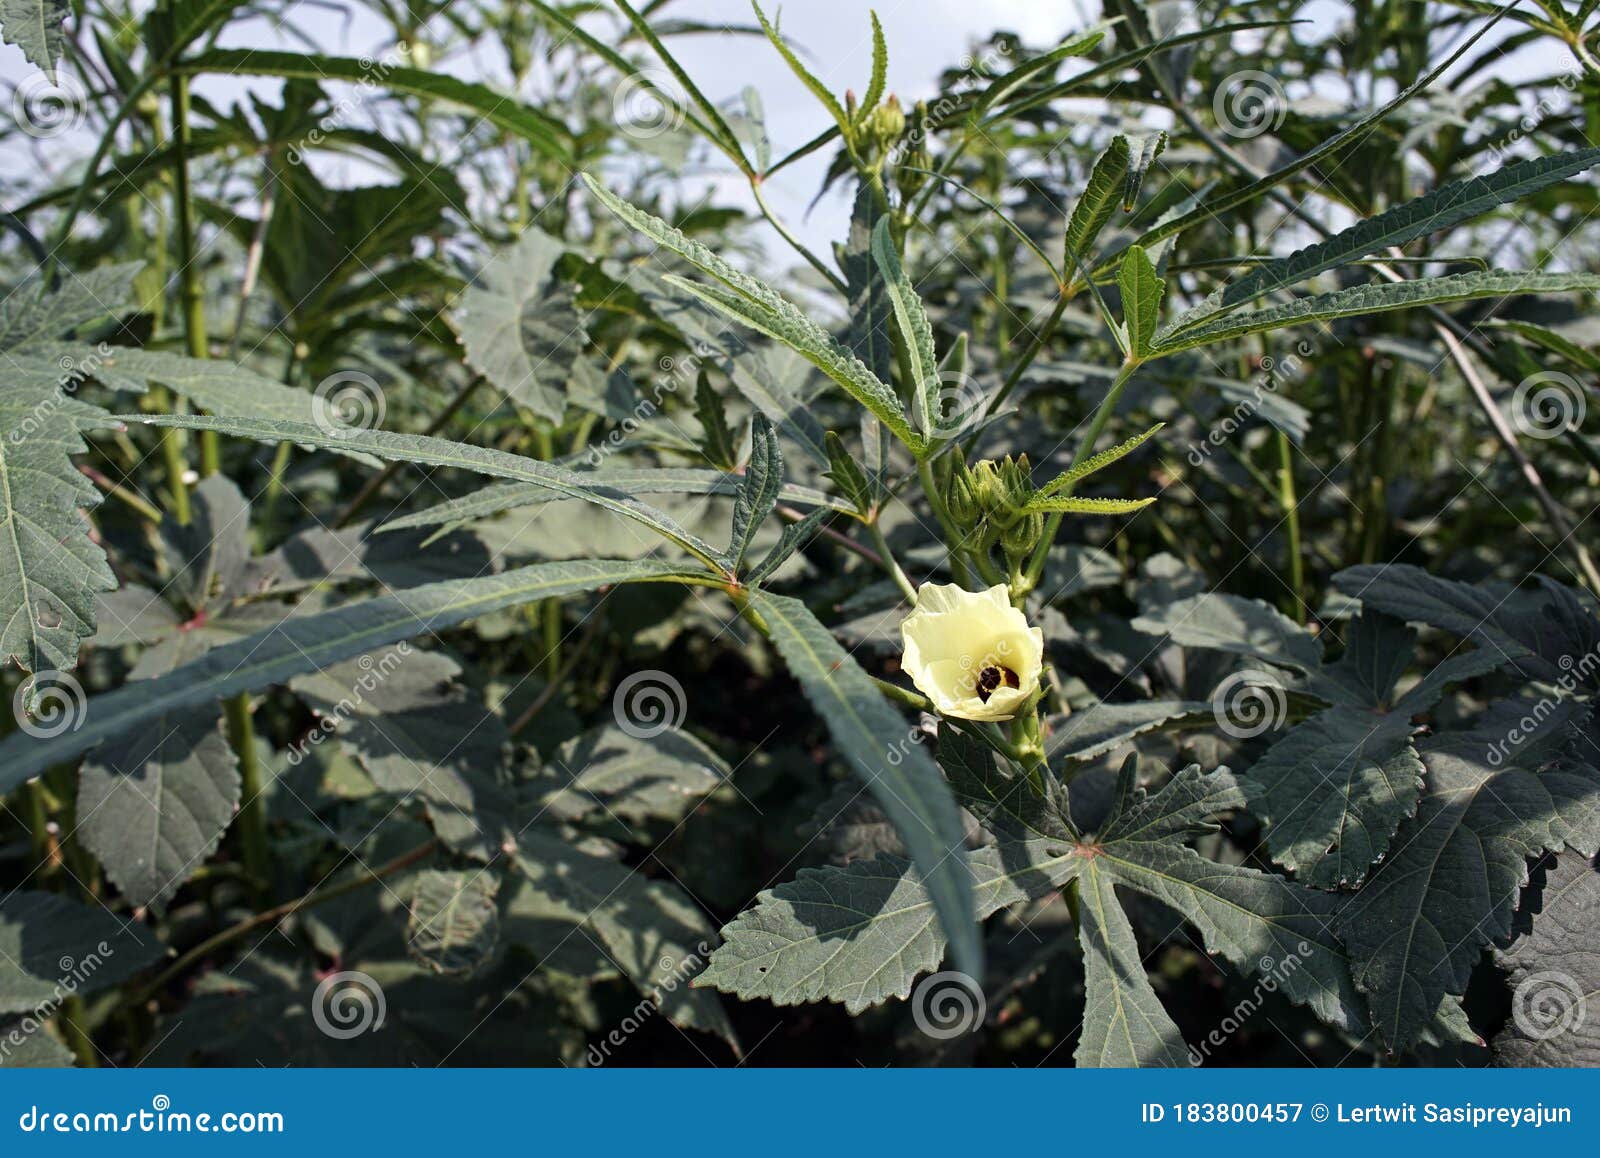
[170,71,267,911]
[918,459,993,586]
[525,416,567,679]
[224,693,270,905]
[1023,358,1142,586]
[59,996,97,1068]
[541,599,562,683]
[990,169,1011,350]
[80,465,164,525]
[261,311,303,531]
[907,125,974,223]
[49,71,164,258]
[1277,429,1305,622]
[979,294,1068,430]
[867,517,917,601]
[512,131,530,233]
[333,375,485,528]
[1006,707,1049,795]
[872,676,929,711]
[262,440,293,526]
[1360,360,1396,564]
[510,608,609,735]
[49,766,99,896]
[226,168,276,360]
[151,386,191,526]
[1569,32,1600,82]
[131,838,439,1008]
[1068,359,1144,475]
[751,179,847,293]
[1437,322,1600,593]
[23,781,50,868]
[170,73,219,477]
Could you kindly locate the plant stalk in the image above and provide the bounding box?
[867,518,917,601]
[224,693,270,905]
[1023,358,1142,586]
[751,178,847,293]
[170,74,218,477]
[333,375,486,528]
[1277,429,1306,621]
[131,838,439,1008]
[168,71,271,905]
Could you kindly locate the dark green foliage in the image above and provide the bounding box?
[4,0,1600,1071]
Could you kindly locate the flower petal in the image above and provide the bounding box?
[900,583,1044,722]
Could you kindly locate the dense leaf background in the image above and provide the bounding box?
[3,0,1600,1068]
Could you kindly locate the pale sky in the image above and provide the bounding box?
[1,1,1573,262]
[618,0,1109,254]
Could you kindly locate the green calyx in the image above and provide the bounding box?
[951,455,1034,531]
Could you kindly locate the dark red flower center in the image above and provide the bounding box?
[975,665,1020,702]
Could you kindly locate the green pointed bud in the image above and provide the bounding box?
[999,456,1020,494]
[882,94,906,137]
[1001,511,1045,559]
[946,465,978,524]
[866,94,906,150]
[1005,454,1034,505]
[968,459,1009,514]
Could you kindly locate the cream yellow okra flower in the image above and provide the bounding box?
[900,583,1044,722]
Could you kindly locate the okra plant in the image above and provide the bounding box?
[2,0,1600,1067]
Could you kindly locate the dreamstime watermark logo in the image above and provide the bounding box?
[911,970,986,1040]
[312,370,386,437]
[885,714,938,767]
[919,371,988,441]
[1483,70,1581,168]
[284,43,412,164]
[887,39,1013,168]
[950,637,1016,702]
[0,942,114,1063]
[1211,669,1288,739]
[11,71,88,138]
[311,970,386,1039]
[612,69,686,140]
[285,643,411,766]
[1187,943,1312,1065]
[11,342,112,448]
[585,342,734,466]
[13,670,87,739]
[1187,341,1314,465]
[1510,371,1585,439]
[1485,641,1600,767]
[16,1094,284,1135]
[612,670,687,739]
[1213,70,1287,139]
[585,942,712,1066]
[1512,970,1586,1041]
